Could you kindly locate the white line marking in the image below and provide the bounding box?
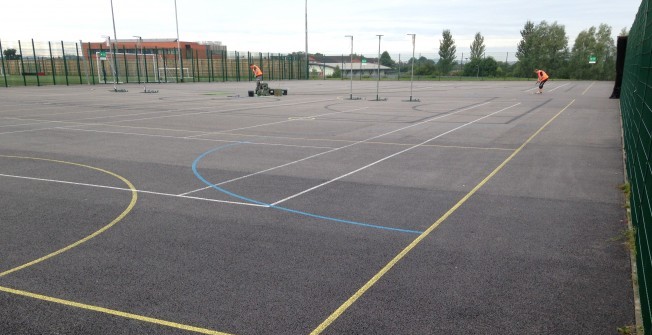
[185,107,369,139]
[270,103,521,206]
[178,101,493,196]
[0,173,266,207]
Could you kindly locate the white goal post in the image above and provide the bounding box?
[95,51,162,83]
[157,67,191,82]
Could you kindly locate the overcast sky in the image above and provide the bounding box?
[0,0,641,57]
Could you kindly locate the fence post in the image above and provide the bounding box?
[0,40,7,87]
[31,39,40,86]
[75,43,83,85]
[48,42,56,85]
[61,41,69,86]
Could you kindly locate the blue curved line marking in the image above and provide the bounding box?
[192,143,423,235]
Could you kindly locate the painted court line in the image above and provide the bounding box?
[185,106,369,139]
[190,145,422,234]
[0,173,264,208]
[180,100,493,197]
[309,99,576,334]
[272,103,521,206]
[0,286,233,335]
[0,156,137,278]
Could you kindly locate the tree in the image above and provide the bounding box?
[569,24,616,80]
[438,29,456,75]
[3,48,21,60]
[380,51,396,68]
[619,27,629,36]
[415,56,435,75]
[515,20,569,78]
[469,32,485,61]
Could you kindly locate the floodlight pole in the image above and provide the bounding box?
[305,0,309,79]
[407,34,415,101]
[174,0,183,82]
[376,34,383,101]
[109,0,119,85]
[345,35,353,99]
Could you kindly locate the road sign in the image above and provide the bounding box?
[589,55,597,64]
[362,59,367,63]
[100,51,107,61]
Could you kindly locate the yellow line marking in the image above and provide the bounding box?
[310,99,577,334]
[582,81,595,95]
[0,285,234,335]
[0,155,137,277]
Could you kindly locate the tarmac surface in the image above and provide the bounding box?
[0,79,635,334]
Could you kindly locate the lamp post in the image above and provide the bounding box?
[375,34,383,101]
[407,34,415,101]
[345,35,353,100]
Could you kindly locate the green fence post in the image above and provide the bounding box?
[61,41,69,86]
[75,43,82,85]
[162,48,168,83]
[135,42,141,84]
[31,39,40,86]
[48,42,56,85]
[122,45,128,83]
[87,42,96,85]
[143,49,149,84]
[0,40,7,87]
[18,41,26,86]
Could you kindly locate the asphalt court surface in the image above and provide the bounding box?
[0,79,635,334]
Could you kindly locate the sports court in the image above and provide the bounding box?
[0,80,634,334]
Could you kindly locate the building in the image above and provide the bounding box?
[84,38,227,60]
[309,62,392,78]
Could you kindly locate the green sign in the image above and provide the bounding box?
[361,59,367,63]
[99,51,107,61]
[589,55,597,64]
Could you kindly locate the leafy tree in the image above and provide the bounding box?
[469,32,486,61]
[619,27,629,36]
[438,29,456,75]
[332,65,341,78]
[3,48,21,60]
[415,56,435,75]
[463,57,498,77]
[380,51,396,68]
[515,20,569,78]
[569,24,616,80]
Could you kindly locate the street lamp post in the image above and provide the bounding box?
[375,34,383,101]
[345,35,353,100]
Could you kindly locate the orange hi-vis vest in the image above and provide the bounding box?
[537,70,549,81]
[250,65,263,77]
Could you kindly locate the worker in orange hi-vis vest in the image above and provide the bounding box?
[250,64,263,91]
[534,69,549,94]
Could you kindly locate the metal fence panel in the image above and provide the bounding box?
[621,1,652,333]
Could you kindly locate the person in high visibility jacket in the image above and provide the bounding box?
[534,69,549,94]
[250,64,263,91]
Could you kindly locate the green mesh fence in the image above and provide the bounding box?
[0,40,307,87]
[621,0,652,333]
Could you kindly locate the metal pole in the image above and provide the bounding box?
[345,35,352,99]
[110,0,119,85]
[305,0,309,80]
[376,34,383,100]
[407,34,415,101]
[175,0,183,82]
